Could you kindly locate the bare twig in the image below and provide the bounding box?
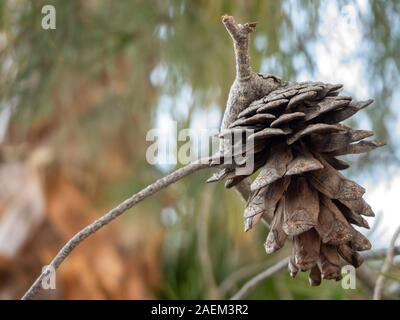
[230,257,290,300]
[363,245,400,260]
[219,254,286,295]
[219,260,270,295]
[373,225,400,300]
[221,15,256,81]
[230,245,400,300]
[21,157,215,300]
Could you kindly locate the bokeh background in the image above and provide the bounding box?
[0,0,399,299]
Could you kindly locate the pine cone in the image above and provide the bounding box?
[208,81,384,285]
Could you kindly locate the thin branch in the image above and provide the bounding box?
[219,257,281,295]
[21,157,215,300]
[230,257,290,300]
[221,15,256,81]
[373,225,400,300]
[363,245,400,260]
[230,245,400,300]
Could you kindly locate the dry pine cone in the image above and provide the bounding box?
[208,81,385,285]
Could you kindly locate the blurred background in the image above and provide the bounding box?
[0,0,399,299]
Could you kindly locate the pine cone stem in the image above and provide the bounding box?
[222,15,255,82]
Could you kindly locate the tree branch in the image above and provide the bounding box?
[21,157,216,300]
[230,257,290,300]
[222,15,256,82]
[219,256,284,295]
[230,245,400,300]
[363,245,400,260]
[373,225,400,300]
